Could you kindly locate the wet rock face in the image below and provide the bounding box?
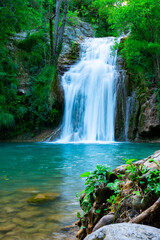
[115,54,160,141]
[138,94,160,138]
[84,223,160,240]
[61,18,94,56]
[126,92,160,141]
[114,55,129,141]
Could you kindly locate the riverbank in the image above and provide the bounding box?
[1,129,160,143]
[76,150,160,239]
[0,129,54,143]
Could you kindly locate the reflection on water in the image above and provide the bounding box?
[0,142,160,239]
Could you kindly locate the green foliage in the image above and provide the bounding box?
[125,159,160,198]
[78,159,160,217]
[16,30,50,75]
[145,169,160,197]
[80,165,112,212]
[27,65,59,130]
[0,109,15,129]
[109,0,160,97]
[0,0,64,138]
[125,159,145,181]
[68,0,116,37]
[0,0,41,41]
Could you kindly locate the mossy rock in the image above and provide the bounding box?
[27,192,59,204]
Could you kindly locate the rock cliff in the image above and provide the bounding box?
[114,54,160,142]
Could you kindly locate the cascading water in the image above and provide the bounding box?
[59,37,120,143]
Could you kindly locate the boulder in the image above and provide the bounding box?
[133,150,160,170]
[84,223,160,240]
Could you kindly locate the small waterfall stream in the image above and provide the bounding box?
[59,37,120,143]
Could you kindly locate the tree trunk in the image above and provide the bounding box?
[49,17,54,63]
[58,0,68,46]
[53,0,62,57]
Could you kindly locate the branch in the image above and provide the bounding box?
[129,198,160,224]
[48,14,55,20]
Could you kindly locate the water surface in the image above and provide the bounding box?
[0,142,160,239]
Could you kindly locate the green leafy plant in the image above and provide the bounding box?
[125,159,160,199]
[144,169,160,198]
[79,165,113,213]
[125,159,148,182]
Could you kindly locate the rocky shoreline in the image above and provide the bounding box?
[74,150,160,240]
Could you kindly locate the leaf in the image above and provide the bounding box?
[133,191,141,196]
[85,186,95,196]
[81,190,85,194]
[80,226,86,229]
[77,212,81,219]
[95,209,101,214]
[80,172,90,178]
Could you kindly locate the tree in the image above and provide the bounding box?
[0,0,41,41]
[109,0,160,84]
[48,0,69,64]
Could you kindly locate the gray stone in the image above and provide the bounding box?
[10,30,37,41]
[84,223,160,240]
[92,214,114,232]
[134,150,160,170]
[61,18,94,56]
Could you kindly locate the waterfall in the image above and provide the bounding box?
[125,92,136,141]
[59,37,120,143]
[125,96,132,141]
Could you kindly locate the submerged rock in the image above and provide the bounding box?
[84,223,160,240]
[12,217,33,228]
[17,210,42,219]
[57,224,79,240]
[27,192,59,204]
[0,224,16,233]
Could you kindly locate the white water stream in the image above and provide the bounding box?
[59,37,120,143]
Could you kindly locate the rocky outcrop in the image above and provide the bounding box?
[115,53,160,142]
[115,56,128,140]
[76,150,160,239]
[138,94,160,138]
[8,30,37,94]
[61,18,94,57]
[126,91,160,141]
[84,223,160,240]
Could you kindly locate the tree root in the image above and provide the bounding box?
[129,198,160,224]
